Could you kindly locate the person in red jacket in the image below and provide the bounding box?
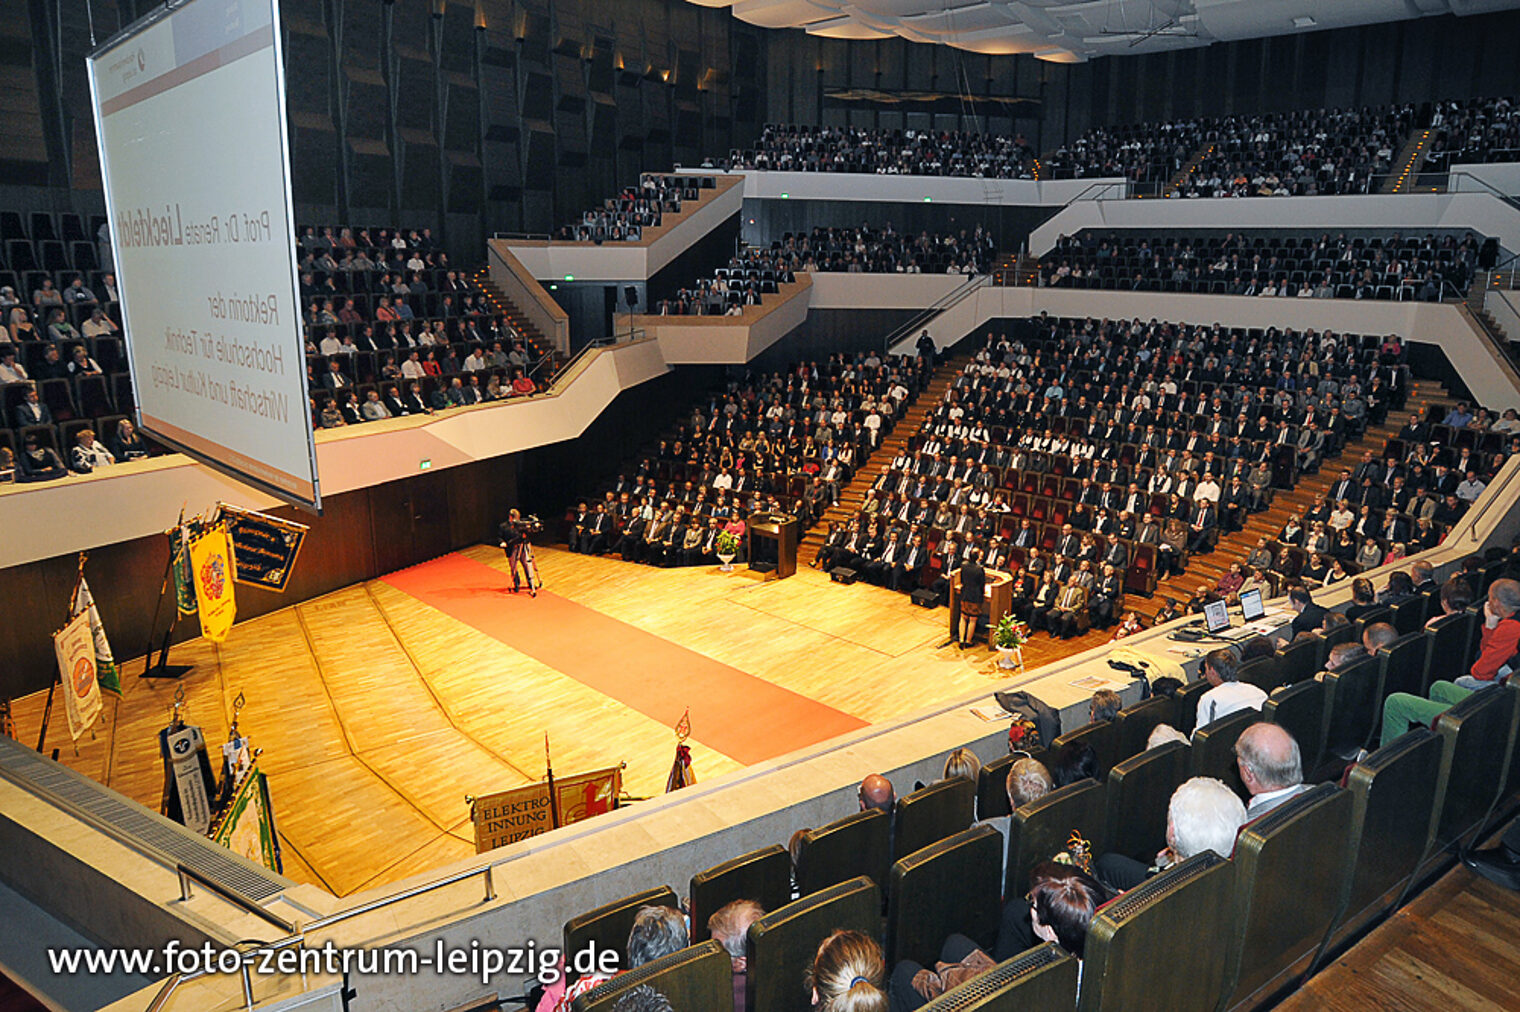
[1464,577,1520,688]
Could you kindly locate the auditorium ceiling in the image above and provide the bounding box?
[686,0,1520,61]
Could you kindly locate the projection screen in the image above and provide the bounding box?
[87,0,320,510]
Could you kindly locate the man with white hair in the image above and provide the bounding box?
[1234,723,1310,818]
[708,899,765,1012]
[1095,777,1247,891]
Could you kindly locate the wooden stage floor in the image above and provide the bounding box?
[10,544,1117,898]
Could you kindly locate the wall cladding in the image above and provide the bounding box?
[21,2,1520,295]
[0,455,520,702]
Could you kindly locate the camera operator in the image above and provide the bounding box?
[498,508,542,595]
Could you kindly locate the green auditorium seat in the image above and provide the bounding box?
[887,824,1003,965]
[1332,729,1442,946]
[1263,679,1326,774]
[1105,740,1190,863]
[1318,626,1354,667]
[1080,852,1235,1012]
[572,940,733,1012]
[1277,636,1320,686]
[1389,596,1425,636]
[978,754,1019,821]
[1352,608,1392,641]
[1460,603,1486,674]
[920,944,1078,1011]
[1422,612,1472,696]
[1219,784,1353,1011]
[1174,680,1211,736]
[689,844,792,943]
[794,808,890,897]
[1429,685,1518,859]
[1507,681,1520,810]
[1375,631,1427,702]
[745,876,881,1012]
[1320,654,1384,758]
[1237,655,1283,694]
[894,776,976,862]
[1053,720,1121,779]
[978,749,1053,821]
[1190,709,1259,799]
[1115,696,1178,761]
[563,885,678,985]
[1003,779,1107,899]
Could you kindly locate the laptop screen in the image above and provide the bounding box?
[1202,599,1231,634]
[1239,588,1266,622]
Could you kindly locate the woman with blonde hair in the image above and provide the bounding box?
[943,747,981,783]
[807,930,887,1011]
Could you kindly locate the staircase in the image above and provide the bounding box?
[1164,143,1214,197]
[1125,379,1456,624]
[991,251,1038,287]
[1383,129,1432,194]
[471,268,558,368]
[800,356,963,567]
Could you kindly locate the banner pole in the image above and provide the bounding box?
[36,552,89,753]
[545,733,561,830]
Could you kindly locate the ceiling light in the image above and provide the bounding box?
[1292,16,1316,29]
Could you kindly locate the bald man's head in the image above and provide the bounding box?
[858,774,895,814]
[1234,723,1302,795]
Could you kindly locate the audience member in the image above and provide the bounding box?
[1095,777,1247,891]
[1234,723,1309,818]
[708,899,764,1012]
[1195,648,1267,730]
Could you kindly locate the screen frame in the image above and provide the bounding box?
[1238,588,1266,622]
[86,0,321,512]
[1202,598,1231,634]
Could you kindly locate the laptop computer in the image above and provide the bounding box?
[1202,599,1232,635]
[1239,588,1266,622]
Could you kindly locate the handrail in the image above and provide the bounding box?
[176,865,298,934]
[145,864,497,1011]
[880,275,987,354]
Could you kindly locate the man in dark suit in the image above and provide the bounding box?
[1188,499,1217,554]
[1287,587,1328,638]
[13,387,52,428]
[955,548,987,648]
[890,534,926,593]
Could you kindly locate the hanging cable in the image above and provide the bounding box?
[84,0,97,47]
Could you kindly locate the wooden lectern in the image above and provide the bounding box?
[947,568,1013,641]
[747,512,799,579]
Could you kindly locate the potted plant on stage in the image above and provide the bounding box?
[715,530,740,573]
[992,615,1030,670]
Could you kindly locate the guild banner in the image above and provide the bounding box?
[54,611,101,740]
[470,766,622,853]
[212,768,282,874]
[188,525,237,642]
[220,504,308,593]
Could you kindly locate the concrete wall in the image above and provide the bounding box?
[1027,191,1520,259]
[1450,163,1520,198]
[705,169,1123,206]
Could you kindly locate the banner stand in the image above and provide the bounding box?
[141,529,191,681]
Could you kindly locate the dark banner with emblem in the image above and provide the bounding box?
[219,505,308,593]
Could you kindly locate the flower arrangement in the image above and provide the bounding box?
[992,615,1030,649]
[715,530,741,556]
